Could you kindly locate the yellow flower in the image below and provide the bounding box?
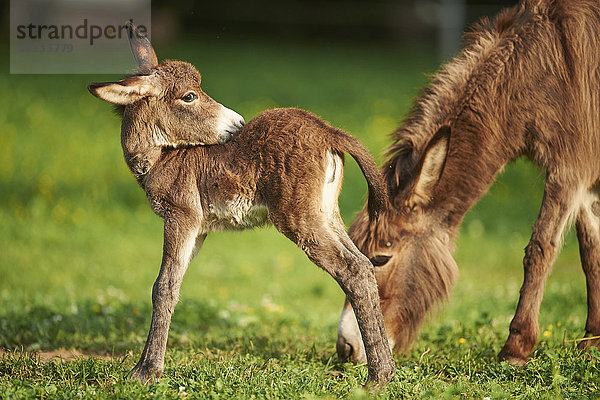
[458,338,467,344]
[543,330,552,338]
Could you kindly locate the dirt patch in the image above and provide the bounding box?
[0,347,122,362]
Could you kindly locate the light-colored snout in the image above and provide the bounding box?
[336,299,367,363]
[216,105,245,143]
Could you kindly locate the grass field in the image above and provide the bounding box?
[1,37,598,398]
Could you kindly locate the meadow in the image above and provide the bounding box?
[0,37,598,398]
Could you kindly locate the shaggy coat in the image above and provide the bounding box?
[337,0,600,365]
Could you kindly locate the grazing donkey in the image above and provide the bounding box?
[337,0,600,365]
[88,23,395,386]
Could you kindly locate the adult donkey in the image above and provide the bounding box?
[337,0,600,365]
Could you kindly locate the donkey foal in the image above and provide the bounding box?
[88,24,395,386]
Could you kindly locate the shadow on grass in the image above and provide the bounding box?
[0,300,151,353]
[0,299,336,365]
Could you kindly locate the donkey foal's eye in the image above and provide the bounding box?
[181,92,198,103]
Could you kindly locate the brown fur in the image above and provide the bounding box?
[89,26,395,386]
[337,0,600,365]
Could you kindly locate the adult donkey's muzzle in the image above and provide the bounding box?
[336,298,367,363]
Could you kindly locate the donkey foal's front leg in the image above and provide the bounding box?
[130,221,203,383]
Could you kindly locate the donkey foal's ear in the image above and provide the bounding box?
[88,75,160,105]
[410,126,450,206]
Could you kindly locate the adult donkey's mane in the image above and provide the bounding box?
[384,5,524,204]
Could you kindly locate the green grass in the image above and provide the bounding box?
[1,37,598,398]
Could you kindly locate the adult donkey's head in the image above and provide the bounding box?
[337,126,459,362]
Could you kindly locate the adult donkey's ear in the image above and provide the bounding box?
[88,75,161,105]
[409,125,450,207]
[126,20,158,72]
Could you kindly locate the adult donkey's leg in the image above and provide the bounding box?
[130,218,204,383]
[575,189,600,350]
[499,179,578,365]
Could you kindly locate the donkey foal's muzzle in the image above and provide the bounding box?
[217,105,245,143]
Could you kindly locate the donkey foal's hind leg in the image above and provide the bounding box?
[302,227,395,386]
[575,190,600,350]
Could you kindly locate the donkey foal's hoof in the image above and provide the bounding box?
[129,364,163,384]
[365,363,396,390]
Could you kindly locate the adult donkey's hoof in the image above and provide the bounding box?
[577,333,600,351]
[498,328,535,366]
[498,348,528,366]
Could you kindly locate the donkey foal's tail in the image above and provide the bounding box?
[331,130,389,222]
